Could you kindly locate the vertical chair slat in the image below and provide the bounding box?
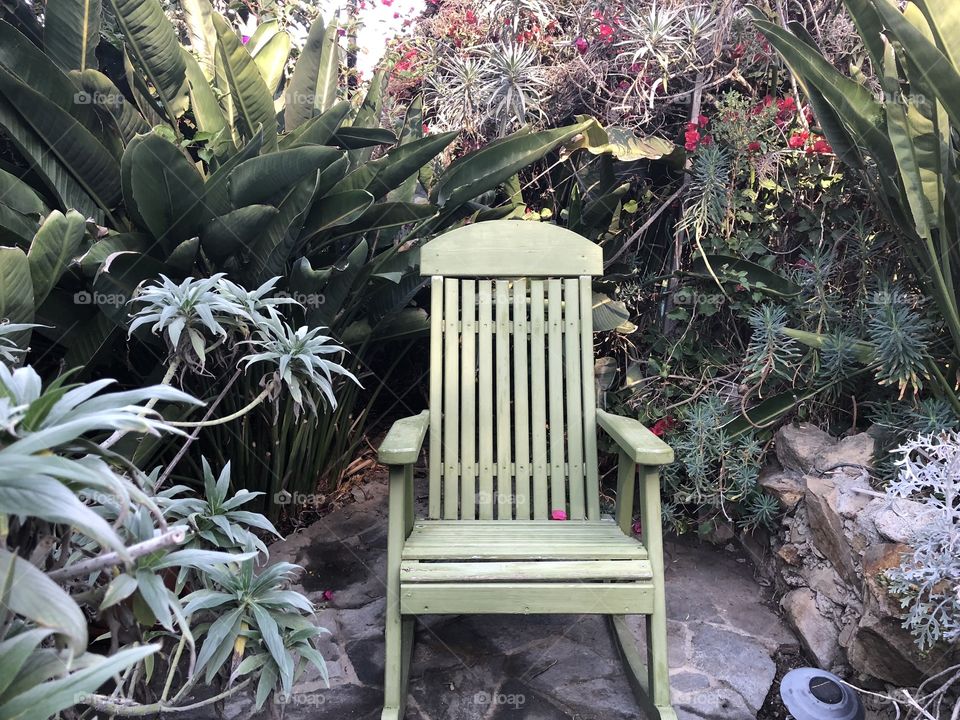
[529,280,548,519]
[512,279,530,520]
[428,277,443,519]
[495,280,513,520]
[580,276,601,520]
[460,280,477,519]
[563,278,585,519]
[477,281,494,520]
[547,279,566,515]
[443,280,460,519]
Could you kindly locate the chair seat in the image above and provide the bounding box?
[401,519,648,561]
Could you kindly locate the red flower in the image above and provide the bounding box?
[599,23,614,38]
[575,37,588,54]
[731,42,745,59]
[803,105,815,124]
[686,121,699,132]
[699,134,713,146]
[650,417,676,436]
[465,8,477,24]
[788,130,809,149]
[812,137,832,154]
[422,123,430,134]
[776,96,796,111]
[747,141,761,152]
[321,590,335,602]
[697,114,709,128]
[684,128,700,151]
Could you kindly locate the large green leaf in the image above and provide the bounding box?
[329,202,438,239]
[201,204,278,261]
[0,68,120,219]
[300,190,374,242]
[125,133,206,251]
[249,21,291,94]
[331,126,397,149]
[108,0,189,120]
[432,119,593,210]
[0,644,159,719]
[283,100,351,149]
[76,69,150,146]
[881,38,938,239]
[244,174,319,283]
[914,0,960,70]
[283,17,339,131]
[228,146,344,207]
[0,247,34,350]
[200,130,263,217]
[0,548,86,652]
[212,13,277,150]
[27,209,86,306]
[0,167,46,217]
[388,94,424,204]
[871,0,960,132]
[340,132,457,200]
[44,0,101,72]
[182,49,232,159]
[181,0,217,79]
[686,254,802,298]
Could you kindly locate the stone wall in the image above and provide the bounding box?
[741,423,957,686]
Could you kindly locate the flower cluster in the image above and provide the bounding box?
[683,115,712,152]
[787,129,832,154]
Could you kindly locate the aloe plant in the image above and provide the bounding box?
[752,0,960,410]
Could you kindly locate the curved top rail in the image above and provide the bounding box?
[420,221,603,277]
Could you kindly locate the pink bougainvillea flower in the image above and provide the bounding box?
[812,137,832,154]
[575,37,588,54]
[466,8,477,24]
[650,417,676,437]
[632,519,643,535]
[697,114,709,128]
[551,509,568,521]
[599,23,614,38]
[788,130,809,149]
[321,590,335,602]
[422,123,430,134]
[382,0,394,5]
[699,134,713,147]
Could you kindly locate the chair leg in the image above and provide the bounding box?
[382,607,414,720]
[609,613,676,720]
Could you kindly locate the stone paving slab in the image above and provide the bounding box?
[219,476,799,720]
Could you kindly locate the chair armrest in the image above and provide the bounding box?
[597,408,674,465]
[379,410,430,465]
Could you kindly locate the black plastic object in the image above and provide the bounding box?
[780,668,865,720]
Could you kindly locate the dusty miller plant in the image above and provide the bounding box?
[886,432,960,652]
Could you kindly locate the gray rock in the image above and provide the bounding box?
[781,588,839,669]
[688,623,776,712]
[816,433,875,472]
[804,474,871,584]
[869,498,929,544]
[775,423,837,473]
[677,686,756,720]
[758,468,806,510]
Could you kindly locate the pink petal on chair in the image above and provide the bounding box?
[550,509,568,520]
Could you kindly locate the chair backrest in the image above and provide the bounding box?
[420,221,603,522]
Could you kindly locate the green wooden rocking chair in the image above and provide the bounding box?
[378,221,676,720]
